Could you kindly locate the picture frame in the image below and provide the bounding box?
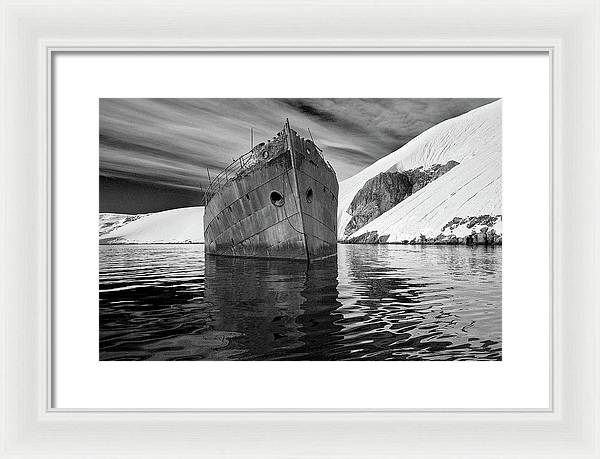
[1,0,598,457]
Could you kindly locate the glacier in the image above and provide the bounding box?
[99,206,205,244]
[338,100,502,242]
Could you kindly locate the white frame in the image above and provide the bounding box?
[1,0,598,457]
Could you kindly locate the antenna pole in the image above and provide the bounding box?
[307,126,323,152]
[250,127,254,150]
[207,168,212,185]
[284,118,290,141]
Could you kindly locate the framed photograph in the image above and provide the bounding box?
[97,96,503,363]
[1,0,599,457]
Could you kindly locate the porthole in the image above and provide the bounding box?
[270,191,285,207]
[306,188,313,203]
[262,151,269,159]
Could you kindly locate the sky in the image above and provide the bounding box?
[100,98,497,214]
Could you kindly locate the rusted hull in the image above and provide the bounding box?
[204,129,338,261]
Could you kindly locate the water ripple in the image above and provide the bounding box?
[100,244,501,360]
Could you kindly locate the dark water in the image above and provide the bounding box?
[100,244,501,361]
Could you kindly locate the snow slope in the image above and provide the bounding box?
[99,213,149,237]
[99,206,205,244]
[338,100,501,240]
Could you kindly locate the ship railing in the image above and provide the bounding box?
[203,149,256,206]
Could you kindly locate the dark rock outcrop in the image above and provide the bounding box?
[344,172,412,236]
[345,216,502,246]
[346,231,390,244]
[401,160,459,193]
[344,161,460,236]
[440,214,501,233]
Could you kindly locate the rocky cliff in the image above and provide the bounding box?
[344,171,412,236]
[343,160,459,236]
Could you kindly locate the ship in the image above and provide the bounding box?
[203,120,338,262]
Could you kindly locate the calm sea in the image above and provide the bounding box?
[100,244,501,360]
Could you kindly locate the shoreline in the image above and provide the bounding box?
[99,241,501,246]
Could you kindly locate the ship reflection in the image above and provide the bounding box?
[203,255,344,360]
[100,244,501,361]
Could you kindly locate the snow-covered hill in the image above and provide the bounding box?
[99,213,149,237]
[99,206,205,244]
[338,100,501,242]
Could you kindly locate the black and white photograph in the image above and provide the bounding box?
[99,98,502,361]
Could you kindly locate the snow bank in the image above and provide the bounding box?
[338,100,501,240]
[349,149,501,241]
[99,206,205,244]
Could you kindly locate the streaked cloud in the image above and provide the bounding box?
[100,98,497,213]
